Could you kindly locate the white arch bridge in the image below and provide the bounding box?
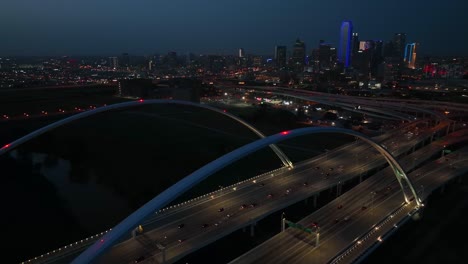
[0,100,422,263]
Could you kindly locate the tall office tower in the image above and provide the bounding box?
[291,38,306,72]
[352,32,360,57]
[120,53,130,69]
[275,46,287,68]
[404,43,418,69]
[383,41,394,58]
[319,42,336,70]
[239,48,245,58]
[310,48,320,71]
[109,57,119,69]
[393,33,406,59]
[373,40,383,59]
[167,51,178,68]
[338,21,353,68]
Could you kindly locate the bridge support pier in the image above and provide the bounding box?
[250,223,256,237]
[336,183,343,197]
[313,194,318,208]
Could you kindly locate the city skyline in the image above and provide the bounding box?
[0,0,467,56]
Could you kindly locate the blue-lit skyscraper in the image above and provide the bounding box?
[404,43,418,69]
[338,21,353,68]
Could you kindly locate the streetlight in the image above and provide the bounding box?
[281,212,286,232]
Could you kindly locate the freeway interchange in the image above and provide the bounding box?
[23,94,468,264]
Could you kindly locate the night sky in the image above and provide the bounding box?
[1,0,467,56]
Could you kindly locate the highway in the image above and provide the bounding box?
[230,133,468,264]
[19,92,462,264]
[30,117,445,264]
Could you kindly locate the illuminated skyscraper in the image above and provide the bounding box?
[338,21,353,68]
[404,43,418,69]
[275,46,287,68]
[393,33,406,59]
[239,48,245,58]
[291,38,306,72]
[352,32,359,58]
[109,57,118,69]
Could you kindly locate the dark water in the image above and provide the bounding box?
[0,104,352,263]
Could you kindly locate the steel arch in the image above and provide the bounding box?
[73,127,421,264]
[0,99,293,167]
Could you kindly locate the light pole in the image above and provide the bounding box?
[281,212,286,232]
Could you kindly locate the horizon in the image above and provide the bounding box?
[1,0,467,56]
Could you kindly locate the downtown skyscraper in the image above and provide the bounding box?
[338,21,353,68]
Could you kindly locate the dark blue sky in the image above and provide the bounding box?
[1,0,466,56]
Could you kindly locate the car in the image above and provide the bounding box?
[310,222,319,227]
[286,188,292,194]
[267,193,273,198]
[178,224,185,229]
[240,204,247,210]
[334,218,340,224]
[329,168,334,171]
[249,203,257,208]
[134,256,146,263]
[303,182,308,186]
[202,224,209,228]
[178,239,185,243]
[315,166,320,170]
[259,183,265,187]
[361,206,367,210]
[337,204,343,209]
[344,216,350,222]
[218,208,224,212]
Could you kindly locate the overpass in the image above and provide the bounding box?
[11,96,462,264]
[25,118,446,263]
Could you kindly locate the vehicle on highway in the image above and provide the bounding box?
[178,224,185,229]
[267,193,273,198]
[178,239,185,243]
[249,203,257,208]
[361,206,367,210]
[218,208,224,212]
[259,183,265,187]
[286,188,292,194]
[315,166,320,170]
[240,204,247,210]
[344,216,350,222]
[202,224,209,228]
[303,182,308,186]
[337,204,343,209]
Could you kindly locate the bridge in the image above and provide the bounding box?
[4,93,466,264]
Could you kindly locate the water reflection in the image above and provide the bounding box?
[24,151,132,231]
